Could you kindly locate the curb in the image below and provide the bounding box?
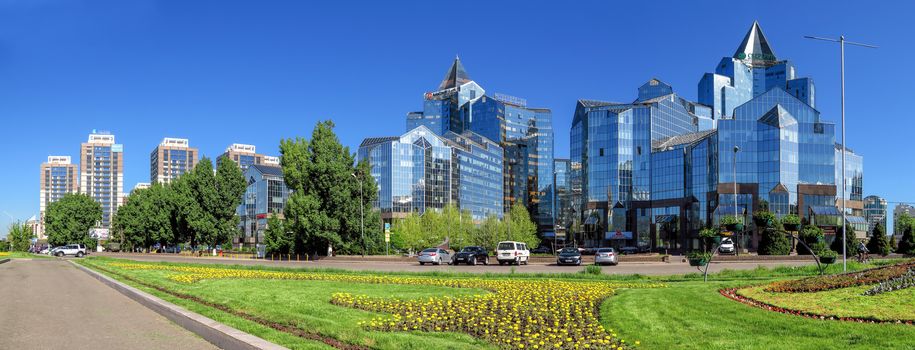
[69,261,288,350]
[0,258,9,265]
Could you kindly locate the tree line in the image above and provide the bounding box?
[389,204,539,254]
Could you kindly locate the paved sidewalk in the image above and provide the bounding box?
[0,259,217,350]
[96,252,816,276]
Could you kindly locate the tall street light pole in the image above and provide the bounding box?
[733,145,740,255]
[805,35,877,272]
[351,173,365,258]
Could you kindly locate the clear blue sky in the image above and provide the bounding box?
[2,0,913,237]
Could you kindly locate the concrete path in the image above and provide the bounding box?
[97,252,817,276]
[0,259,218,350]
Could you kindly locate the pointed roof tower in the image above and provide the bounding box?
[734,21,778,66]
[438,56,472,91]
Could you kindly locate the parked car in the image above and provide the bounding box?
[496,241,530,265]
[452,246,489,265]
[417,248,451,265]
[718,238,735,254]
[619,246,639,255]
[594,247,619,266]
[556,247,582,266]
[51,244,87,257]
[531,246,552,254]
[163,245,181,254]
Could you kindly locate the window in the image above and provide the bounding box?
[599,148,604,157]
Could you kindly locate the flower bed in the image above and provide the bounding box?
[106,261,664,349]
[765,261,915,293]
[863,268,915,296]
[720,288,914,325]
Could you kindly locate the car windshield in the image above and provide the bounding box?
[421,248,437,253]
[462,247,479,252]
[560,248,578,254]
[498,243,515,250]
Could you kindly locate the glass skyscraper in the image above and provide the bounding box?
[572,22,863,251]
[236,165,289,248]
[358,125,503,223]
[407,58,556,235]
[863,195,887,236]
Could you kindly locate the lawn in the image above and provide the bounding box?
[601,280,915,349]
[77,257,914,350]
[1,251,53,259]
[79,257,658,349]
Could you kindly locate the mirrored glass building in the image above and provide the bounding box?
[571,21,864,251]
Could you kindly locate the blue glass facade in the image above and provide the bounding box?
[572,22,862,251]
[404,58,555,234]
[236,165,289,247]
[358,126,503,221]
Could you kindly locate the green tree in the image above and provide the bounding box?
[898,220,915,255]
[758,228,791,255]
[475,214,502,251]
[797,225,825,255]
[214,157,246,247]
[7,221,34,252]
[866,223,892,256]
[506,205,539,248]
[180,158,219,250]
[830,225,859,257]
[263,216,292,255]
[280,121,379,255]
[45,193,102,247]
[391,212,424,253]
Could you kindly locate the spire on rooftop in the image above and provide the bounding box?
[734,21,778,65]
[438,56,472,90]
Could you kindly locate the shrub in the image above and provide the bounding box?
[782,214,801,231]
[753,211,776,228]
[687,251,712,261]
[797,225,824,255]
[758,228,791,255]
[899,223,915,255]
[866,223,892,256]
[720,215,739,226]
[582,264,602,275]
[830,226,859,257]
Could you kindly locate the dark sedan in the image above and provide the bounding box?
[556,247,582,266]
[452,246,490,265]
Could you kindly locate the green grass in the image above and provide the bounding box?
[601,280,915,349]
[2,251,53,259]
[77,257,915,350]
[79,258,493,350]
[738,284,915,321]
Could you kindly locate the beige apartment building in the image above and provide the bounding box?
[38,155,79,239]
[150,137,198,184]
[80,132,124,229]
[217,143,279,170]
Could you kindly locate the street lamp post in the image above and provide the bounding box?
[805,34,877,272]
[351,173,365,258]
[733,145,740,256]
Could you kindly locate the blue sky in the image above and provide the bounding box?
[2,0,913,237]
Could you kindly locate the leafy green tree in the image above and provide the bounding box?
[45,193,102,247]
[179,158,220,249]
[866,223,892,256]
[391,212,424,253]
[263,216,292,255]
[7,222,34,252]
[758,228,791,255]
[898,220,915,255]
[797,225,825,255]
[830,225,859,257]
[474,214,502,251]
[280,121,379,255]
[506,205,539,248]
[214,157,246,247]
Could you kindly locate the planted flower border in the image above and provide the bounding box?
[765,261,915,293]
[720,287,915,325]
[87,260,665,350]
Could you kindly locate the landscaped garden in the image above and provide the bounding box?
[78,257,915,349]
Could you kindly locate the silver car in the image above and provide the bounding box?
[594,248,618,266]
[417,248,451,265]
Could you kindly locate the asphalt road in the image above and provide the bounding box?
[96,252,816,276]
[0,259,218,350]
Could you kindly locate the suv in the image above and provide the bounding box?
[496,241,530,265]
[51,244,87,257]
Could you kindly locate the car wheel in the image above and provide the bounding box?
[419,262,425,265]
[470,257,476,266]
[76,252,84,258]
[56,252,63,257]
[483,258,489,265]
[577,259,582,266]
[434,258,441,266]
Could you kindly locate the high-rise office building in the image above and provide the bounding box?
[894,203,915,234]
[150,138,199,184]
[358,126,503,223]
[835,144,864,216]
[407,58,555,235]
[80,132,124,229]
[39,156,79,239]
[863,195,887,235]
[571,21,862,250]
[217,144,277,170]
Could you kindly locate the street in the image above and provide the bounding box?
[95,252,817,275]
[0,259,217,350]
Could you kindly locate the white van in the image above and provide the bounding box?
[496,241,530,265]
